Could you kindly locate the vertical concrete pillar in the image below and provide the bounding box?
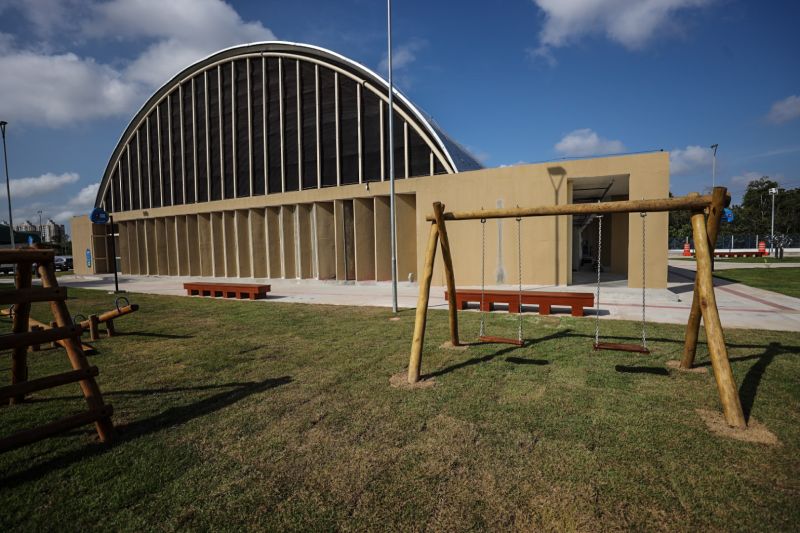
[334,200,355,280]
[281,205,296,279]
[176,215,190,276]
[136,220,147,275]
[250,208,268,278]
[315,202,336,280]
[297,204,313,279]
[334,200,346,280]
[126,222,140,275]
[186,214,201,276]
[610,212,629,274]
[354,197,375,281]
[223,211,237,278]
[266,207,281,278]
[165,216,179,276]
[395,194,417,282]
[118,221,131,274]
[236,210,252,278]
[198,213,213,277]
[210,212,225,277]
[374,196,392,281]
[145,218,158,275]
[155,218,168,275]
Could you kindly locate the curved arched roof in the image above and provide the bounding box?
[95,41,482,210]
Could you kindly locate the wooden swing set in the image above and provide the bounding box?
[407,187,747,429]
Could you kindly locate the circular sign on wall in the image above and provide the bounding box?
[89,207,110,225]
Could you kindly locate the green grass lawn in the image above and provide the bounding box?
[713,267,800,298]
[1,289,799,531]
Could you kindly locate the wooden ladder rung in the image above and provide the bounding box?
[0,287,67,305]
[0,405,114,453]
[0,366,99,403]
[0,325,84,351]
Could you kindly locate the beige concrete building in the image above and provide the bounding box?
[72,42,670,289]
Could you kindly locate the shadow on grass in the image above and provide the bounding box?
[615,365,669,376]
[424,330,567,379]
[734,342,787,421]
[121,331,195,340]
[0,375,291,489]
[505,357,549,366]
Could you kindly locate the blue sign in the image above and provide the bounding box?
[85,248,92,268]
[723,208,734,223]
[27,235,34,246]
[90,207,110,224]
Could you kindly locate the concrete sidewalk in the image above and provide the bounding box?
[46,266,800,332]
[668,259,800,270]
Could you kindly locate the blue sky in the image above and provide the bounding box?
[0,0,798,235]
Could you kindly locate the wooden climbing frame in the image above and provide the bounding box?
[0,249,114,453]
[407,187,748,429]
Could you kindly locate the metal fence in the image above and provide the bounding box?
[668,234,799,250]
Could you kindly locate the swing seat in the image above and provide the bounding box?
[593,342,650,354]
[479,335,524,346]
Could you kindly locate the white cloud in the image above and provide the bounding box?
[69,182,100,207]
[555,128,625,156]
[0,172,80,199]
[531,0,714,61]
[766,95,800,124]
[0,50,141,126]
[670,145,712,175]
[88,0,275,87]
[0,0,275,125]
[729,171,762,188]
[378,40,427,76]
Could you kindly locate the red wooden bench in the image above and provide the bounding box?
[693,251,766,258]
[713,251,767,258]
[444,289,595,317]
[183,282,271,300]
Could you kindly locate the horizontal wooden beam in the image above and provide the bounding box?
[0,366,99,403]
[0,325,83,351]
[0,287,67,306]
[0,249,56,263]
[425,192,726,222]
[0,405,113,454]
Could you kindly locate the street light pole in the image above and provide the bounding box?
[0,121,15,249]
[387,0,399,314]
[710,144,718,189]
[769,187,778,256]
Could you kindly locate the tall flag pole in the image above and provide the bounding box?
[387,0,399,313]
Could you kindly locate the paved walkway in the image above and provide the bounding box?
[47,265,800,332]
[668,259,800,270]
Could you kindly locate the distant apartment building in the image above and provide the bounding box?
[14,219,66,243]
[40,219,66,243]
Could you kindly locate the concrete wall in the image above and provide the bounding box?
[72,152,670,288]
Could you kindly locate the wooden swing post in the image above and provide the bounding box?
[408,223,440,383]
[432,202,460,347]
[689,209,746,428]
[681,187,728,368]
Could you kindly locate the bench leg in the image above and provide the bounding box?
[571,306,584,317]
[249,293,256,300]
[539,304,551,315]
